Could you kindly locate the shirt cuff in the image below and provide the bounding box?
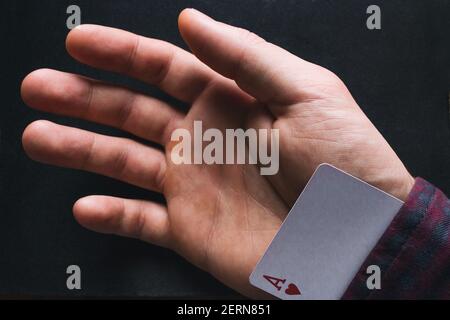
[342,177,450,299]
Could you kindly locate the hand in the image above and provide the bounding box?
[21,9,414,297]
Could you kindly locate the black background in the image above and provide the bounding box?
[1,0,449,298]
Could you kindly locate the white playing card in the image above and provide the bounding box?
[249,164,404,300]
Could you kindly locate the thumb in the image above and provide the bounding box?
[178,8,331,106]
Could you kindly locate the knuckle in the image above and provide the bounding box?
[153,158,166,192]
[238,28,266,48]
[318,67,346,88]
[112,146,130,178]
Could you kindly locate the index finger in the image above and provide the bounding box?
[178,9,340,106]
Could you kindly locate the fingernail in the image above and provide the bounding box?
[186,8,214,21]
[72,24,86,31]
[72,24,98,33]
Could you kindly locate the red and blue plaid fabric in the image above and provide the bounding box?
[343,178,450,299]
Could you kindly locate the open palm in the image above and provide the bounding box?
[21,9,413,297]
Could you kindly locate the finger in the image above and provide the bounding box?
[178,9,336,106]
[66,24,219,103]
[73,196,171,248]
[21,69,182,145]
[22,120,166,193]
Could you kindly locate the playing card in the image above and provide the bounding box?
[249,164,404,300]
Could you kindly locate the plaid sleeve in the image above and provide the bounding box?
[343,178,450,299]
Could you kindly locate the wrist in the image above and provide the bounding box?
[392,172,415,202]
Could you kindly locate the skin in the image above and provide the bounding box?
[20,9,414,297]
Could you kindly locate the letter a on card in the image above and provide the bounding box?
[263,275,286,291]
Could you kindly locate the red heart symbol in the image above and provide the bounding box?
[285,283,301,295]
